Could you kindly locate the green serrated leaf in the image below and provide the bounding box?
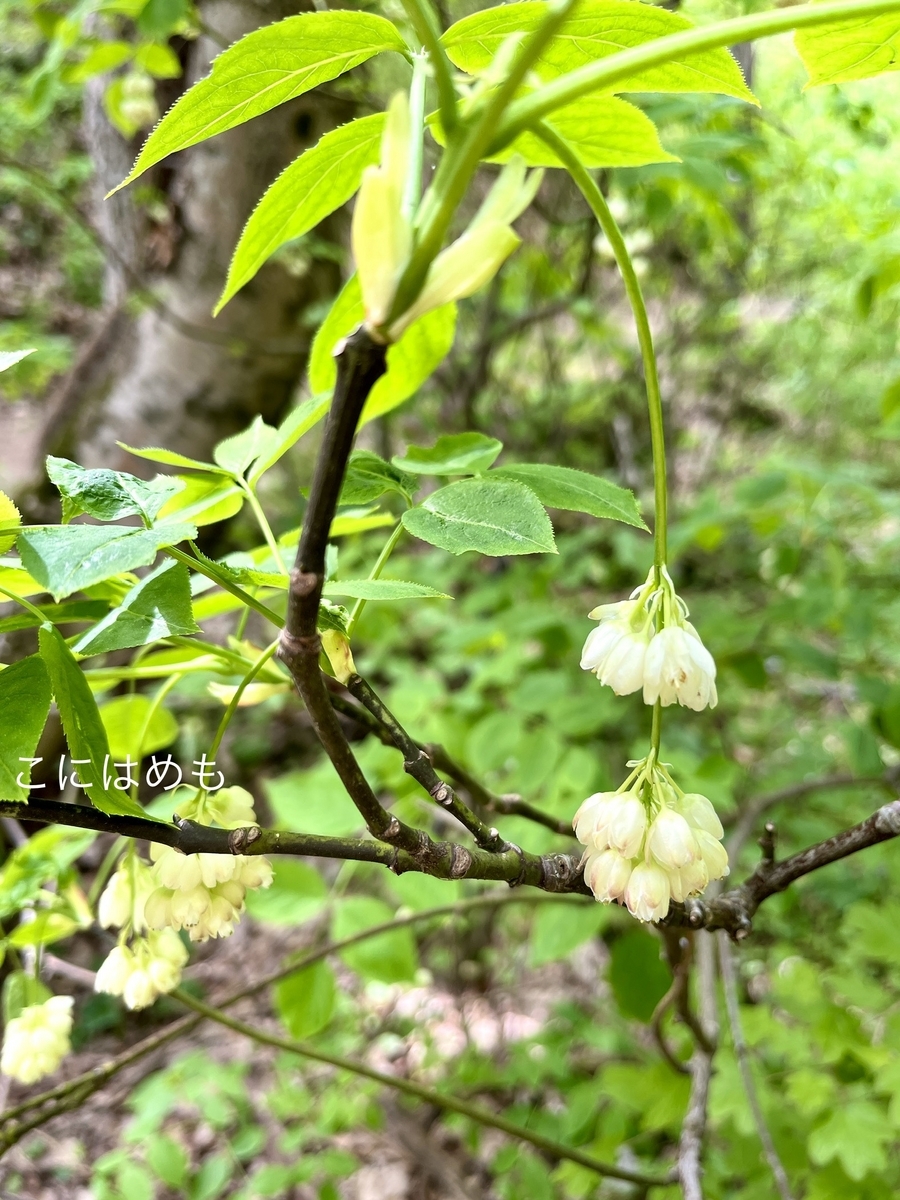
[339,450,418,506]
[46,457,185,523]
[213,415,279,475]
[796,14,900,86]
[18,522,197,602]
[333,896,417,984]
[0,490,22,554]
[402,478,556,557]
[249,395,332,484]
[275,960,336,1038]
[39,625,156,819]
[441,0,756,101]
[98,694,179,760]
[0,656,52,802]
[322,579,452,601]
[393,433,503,476]
[246,859,327,926]
[117,443,226,473]
[74,560,199,656]
[308,274,456,422]
[155,472,244,527]
[0,600,110,636]
[115,12,408,191]
[317,600,350,635]
[491,463,647,528]
[217,114,385,313]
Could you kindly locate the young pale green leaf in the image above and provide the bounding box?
[495,94,676,168]
[317,600,350,635]
[0,349,36,373]
[402,478,557,557]
[245,859,327,926]
[38,625,154,819]
[74,560,199,656]
[339,450,418,506]
[322,579,452,601]
[308,274,457,422]
[795,15,900,86]
[275,960,336,1038]
[0,656,52,802]
[393,432,503,475]
[0,600,109,636]
[98,694,179,760]
[491,463,647,529]
[18,522,197,602]
[529,901,609,967]
[441,0,755,101]
[217,114,385,314]
[0,490,21,554]
[117,443,227,474]
[114,12,408,192]
[333,896,418,984]
[212,415,279,475]
[155,473,244,527]
[8,912,81,949]
[46,457,185,523]
[248,395,332,484]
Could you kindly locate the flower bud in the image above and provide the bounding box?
[606,792,648,860]
[695,830,729,880]
[123,969,157,1012]
[679,792,724,839]
[95,945,134,995]
[647,806,698,870]
[624,862,671,922]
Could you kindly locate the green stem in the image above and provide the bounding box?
[495,0,900,150]
[239,482,287,574]
[0,583,48,624]
[399,0,458,137]
[206,640,280,760]
[86,836,127,907]
[389,0,579,322]
[166,545,283,628]
[347,522,405,637]
[131,673,184,804]
[651,700,662,759]
[404,52,428,220]
[171,989,670,1189]
[539,126,667,567]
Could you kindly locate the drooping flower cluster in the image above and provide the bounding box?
[574,755,728,922]
[95,930,188,1010]
[93,787,273,1013]
[1,996,73,1084]
[352,92,542,342]
[581,565,717,711]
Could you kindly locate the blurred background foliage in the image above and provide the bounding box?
[2,0,900,1195]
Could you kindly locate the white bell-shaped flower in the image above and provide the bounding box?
[679,792,724,839]
[624,862,671,923]
[584,848,633,902]
[572,791,619,845]
[95,945,134,995]
[606,792,648,859]
[647,805,698,870]
[643,624,717,712]
[695,829,730,880]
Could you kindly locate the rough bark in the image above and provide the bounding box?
[39,0,345,480]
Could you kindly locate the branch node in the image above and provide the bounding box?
[289,569,321,597]
[228,825,261,854]
[758,821,777,867]
[430,781,454,806]
[875,800,900,836]
[449,844,473,879]
[506,843,527,888]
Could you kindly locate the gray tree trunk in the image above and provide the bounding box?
[38,0,345,481]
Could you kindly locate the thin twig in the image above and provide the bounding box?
[677,931,719,1200]
[172,988,673,1189]
[717,933,795,1200]
[0,892,583,1151]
